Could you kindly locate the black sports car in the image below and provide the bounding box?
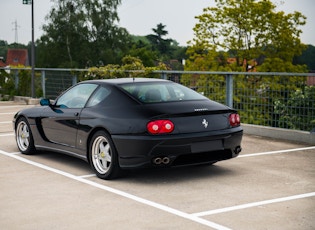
[13,78,243,179]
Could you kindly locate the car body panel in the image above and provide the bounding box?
[40,107,81,147]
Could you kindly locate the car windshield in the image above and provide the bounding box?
[119,82,206,103]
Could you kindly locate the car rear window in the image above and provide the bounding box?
[119,82,206,103]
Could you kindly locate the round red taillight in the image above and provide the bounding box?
[147,120,174,134]
[229,113,240,127]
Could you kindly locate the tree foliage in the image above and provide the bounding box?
[145,23,186,68]
[146,23,172,56]
[126,36,158,67]
[293,45,315,71]
[36,0,130,68]
[36,4,186,69]
[83,55,168,80]
[186,0,307,72]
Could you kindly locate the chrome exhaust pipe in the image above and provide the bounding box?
[234,146,242,154]
[153,157,162,165]
[162,157,170,164]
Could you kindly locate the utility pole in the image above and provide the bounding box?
[12,19,20,44]
[23,0,35,98]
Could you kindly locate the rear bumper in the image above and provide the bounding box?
[112,126,243,169]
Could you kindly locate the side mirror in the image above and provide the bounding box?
[40,98,51,106]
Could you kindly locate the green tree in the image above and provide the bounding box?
[125,34,186,70]
[145,23,186,69]
[127,36,158,67]
[37,0,130,68]
[293,45,315,71]
[146,23,170,55]
[146,23,178,59]
[186,0,306,72]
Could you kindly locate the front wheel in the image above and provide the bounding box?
[89,131,121,180]
[15,117,36,154]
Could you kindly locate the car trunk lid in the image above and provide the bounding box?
[145,100,235,133]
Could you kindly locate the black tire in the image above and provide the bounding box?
[89,131,121,180]
[15,117,36,155]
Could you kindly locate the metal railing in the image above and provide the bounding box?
[1,67,314,132]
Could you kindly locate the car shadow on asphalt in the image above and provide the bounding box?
[119,163,237,184]
[29,150,93,173]
[27,151,237,183]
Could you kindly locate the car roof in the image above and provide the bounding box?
[82,78,170,85]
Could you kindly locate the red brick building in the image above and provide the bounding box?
[5,49,29,66]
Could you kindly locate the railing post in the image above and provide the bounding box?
[41,70,46,98]
[72,75,77,85]
[14,70,19,90]
[226,74,233,108]
[160,72,167,80]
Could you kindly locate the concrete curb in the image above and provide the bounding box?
[242,124,315,145]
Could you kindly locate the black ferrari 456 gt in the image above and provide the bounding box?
[13,78,243,179]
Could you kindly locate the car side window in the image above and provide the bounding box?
[86,86,111,107]
[56,83,98,109]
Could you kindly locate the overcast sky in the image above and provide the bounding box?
[0,0,314,46]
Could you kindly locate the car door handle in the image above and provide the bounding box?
[74,112,79,116]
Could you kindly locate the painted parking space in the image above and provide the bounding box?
[1,104,314,229]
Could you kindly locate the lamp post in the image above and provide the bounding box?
[23,0,35,98]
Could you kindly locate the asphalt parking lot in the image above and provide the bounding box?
[1,102,315,230]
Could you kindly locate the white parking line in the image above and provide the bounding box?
[0,112,16,115]
[0,133,14,137]
[0,121,12,124]
[0,149,231,230]
[193,192,315,217]
[79,174,96,178]
[239,146,315,158]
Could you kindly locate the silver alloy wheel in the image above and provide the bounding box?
[91,135,112,174]
[16,120,30,152]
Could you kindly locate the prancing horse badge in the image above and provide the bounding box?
[202,119,208,128]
